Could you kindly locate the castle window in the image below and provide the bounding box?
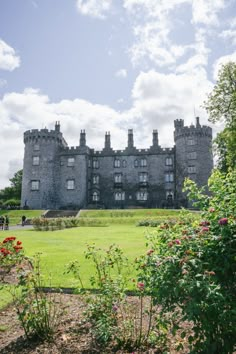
[188,166,196,174]
[93,175,99,184]
[31,180,39,191]
[165,157,173,166]
[114,191,125,201]
[140,158,147,167]
[67,157,75,167]
[114,159,121,168]
[187,139,196,146]
[136,191,148,200]
[187,152,197,159]
[139,172,148,182]
[66,179,75,190]
[93,159,99,168]
[122,160,127,168]
[134,159,139,167]
[166,190,174,200]
[165,173,174,182]
[33,156,40,166]
[92,191,99,201]
[114,173,122,183]
[34,144,40,151]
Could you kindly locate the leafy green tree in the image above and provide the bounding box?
[0,169,22,202]
[203,61,236,171]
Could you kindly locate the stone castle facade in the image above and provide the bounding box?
[21,117,213,210]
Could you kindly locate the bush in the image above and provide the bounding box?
[137,169,236,353]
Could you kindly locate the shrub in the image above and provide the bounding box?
[0,236,25,281]
[137,169,236,353]
[12,254,63,340]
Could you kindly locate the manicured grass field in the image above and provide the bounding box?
[0,210,44,226]
[0,209,196,309]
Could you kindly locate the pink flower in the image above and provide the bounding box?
[137,282,145,291]
[147,249,154,256]
[218,218,228,225]
[201,227,209,232]
[175,239,181,245]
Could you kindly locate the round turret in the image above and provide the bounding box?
[174,117,213,206]
[21,122,67,209]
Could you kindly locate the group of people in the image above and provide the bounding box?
[0,215,9,230]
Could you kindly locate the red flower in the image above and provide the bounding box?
[137,282,145,291]
[201,227,209,232]
[218,218,228,225]
[17,241,22,245]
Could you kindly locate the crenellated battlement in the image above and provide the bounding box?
[24,126,67,146]
[174,118,212,141]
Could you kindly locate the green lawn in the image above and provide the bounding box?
[0,210,44,226]
[1,224,149,286]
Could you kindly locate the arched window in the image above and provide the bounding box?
[122,160,127,168]
[140,158,147,167]
[92,191,99,201]
[93,175,99,184]
[114,159,121,168]
[134,159,139,167]
[165,157,173,166]
[114,192,125,200]
[92,159,99,168]
[136,191,148,200]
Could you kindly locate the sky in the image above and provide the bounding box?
[0,0,236,189]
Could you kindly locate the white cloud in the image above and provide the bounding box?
[115,69,127,78]
[0,67,215,188]
[0,39,20,71]
[219,29,236,45]
[213,52,236,80]
[192,0,226,26]
[76,0,112,19]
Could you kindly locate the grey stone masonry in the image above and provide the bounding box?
[21,118,213,209]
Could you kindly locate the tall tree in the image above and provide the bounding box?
[0,169,23,201]
[203,61,236,171]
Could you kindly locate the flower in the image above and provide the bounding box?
[218,218,228,225]
[137,282,145,291]
[17,241,22,245]
[112,305,118,312]
[147,249,154,256]
[175,239,181,245]
[199,221,210,226]
[201,227,209,232]
[209,207,215,212]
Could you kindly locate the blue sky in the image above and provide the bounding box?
[0,0,236,188]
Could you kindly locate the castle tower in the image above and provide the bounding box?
[21,122,67,209]
[174,117,213,206]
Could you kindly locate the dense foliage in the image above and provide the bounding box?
[0,169,22,206]
[203,62,236,171]
[137,169,236,353]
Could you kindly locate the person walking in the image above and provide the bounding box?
[4,215,9,230]
[0,215,4,230]
[22,215,26,226]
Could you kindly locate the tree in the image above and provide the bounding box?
[203,61,236,171]
[0,169,23,202]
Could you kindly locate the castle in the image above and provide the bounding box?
[21,117,213,210]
